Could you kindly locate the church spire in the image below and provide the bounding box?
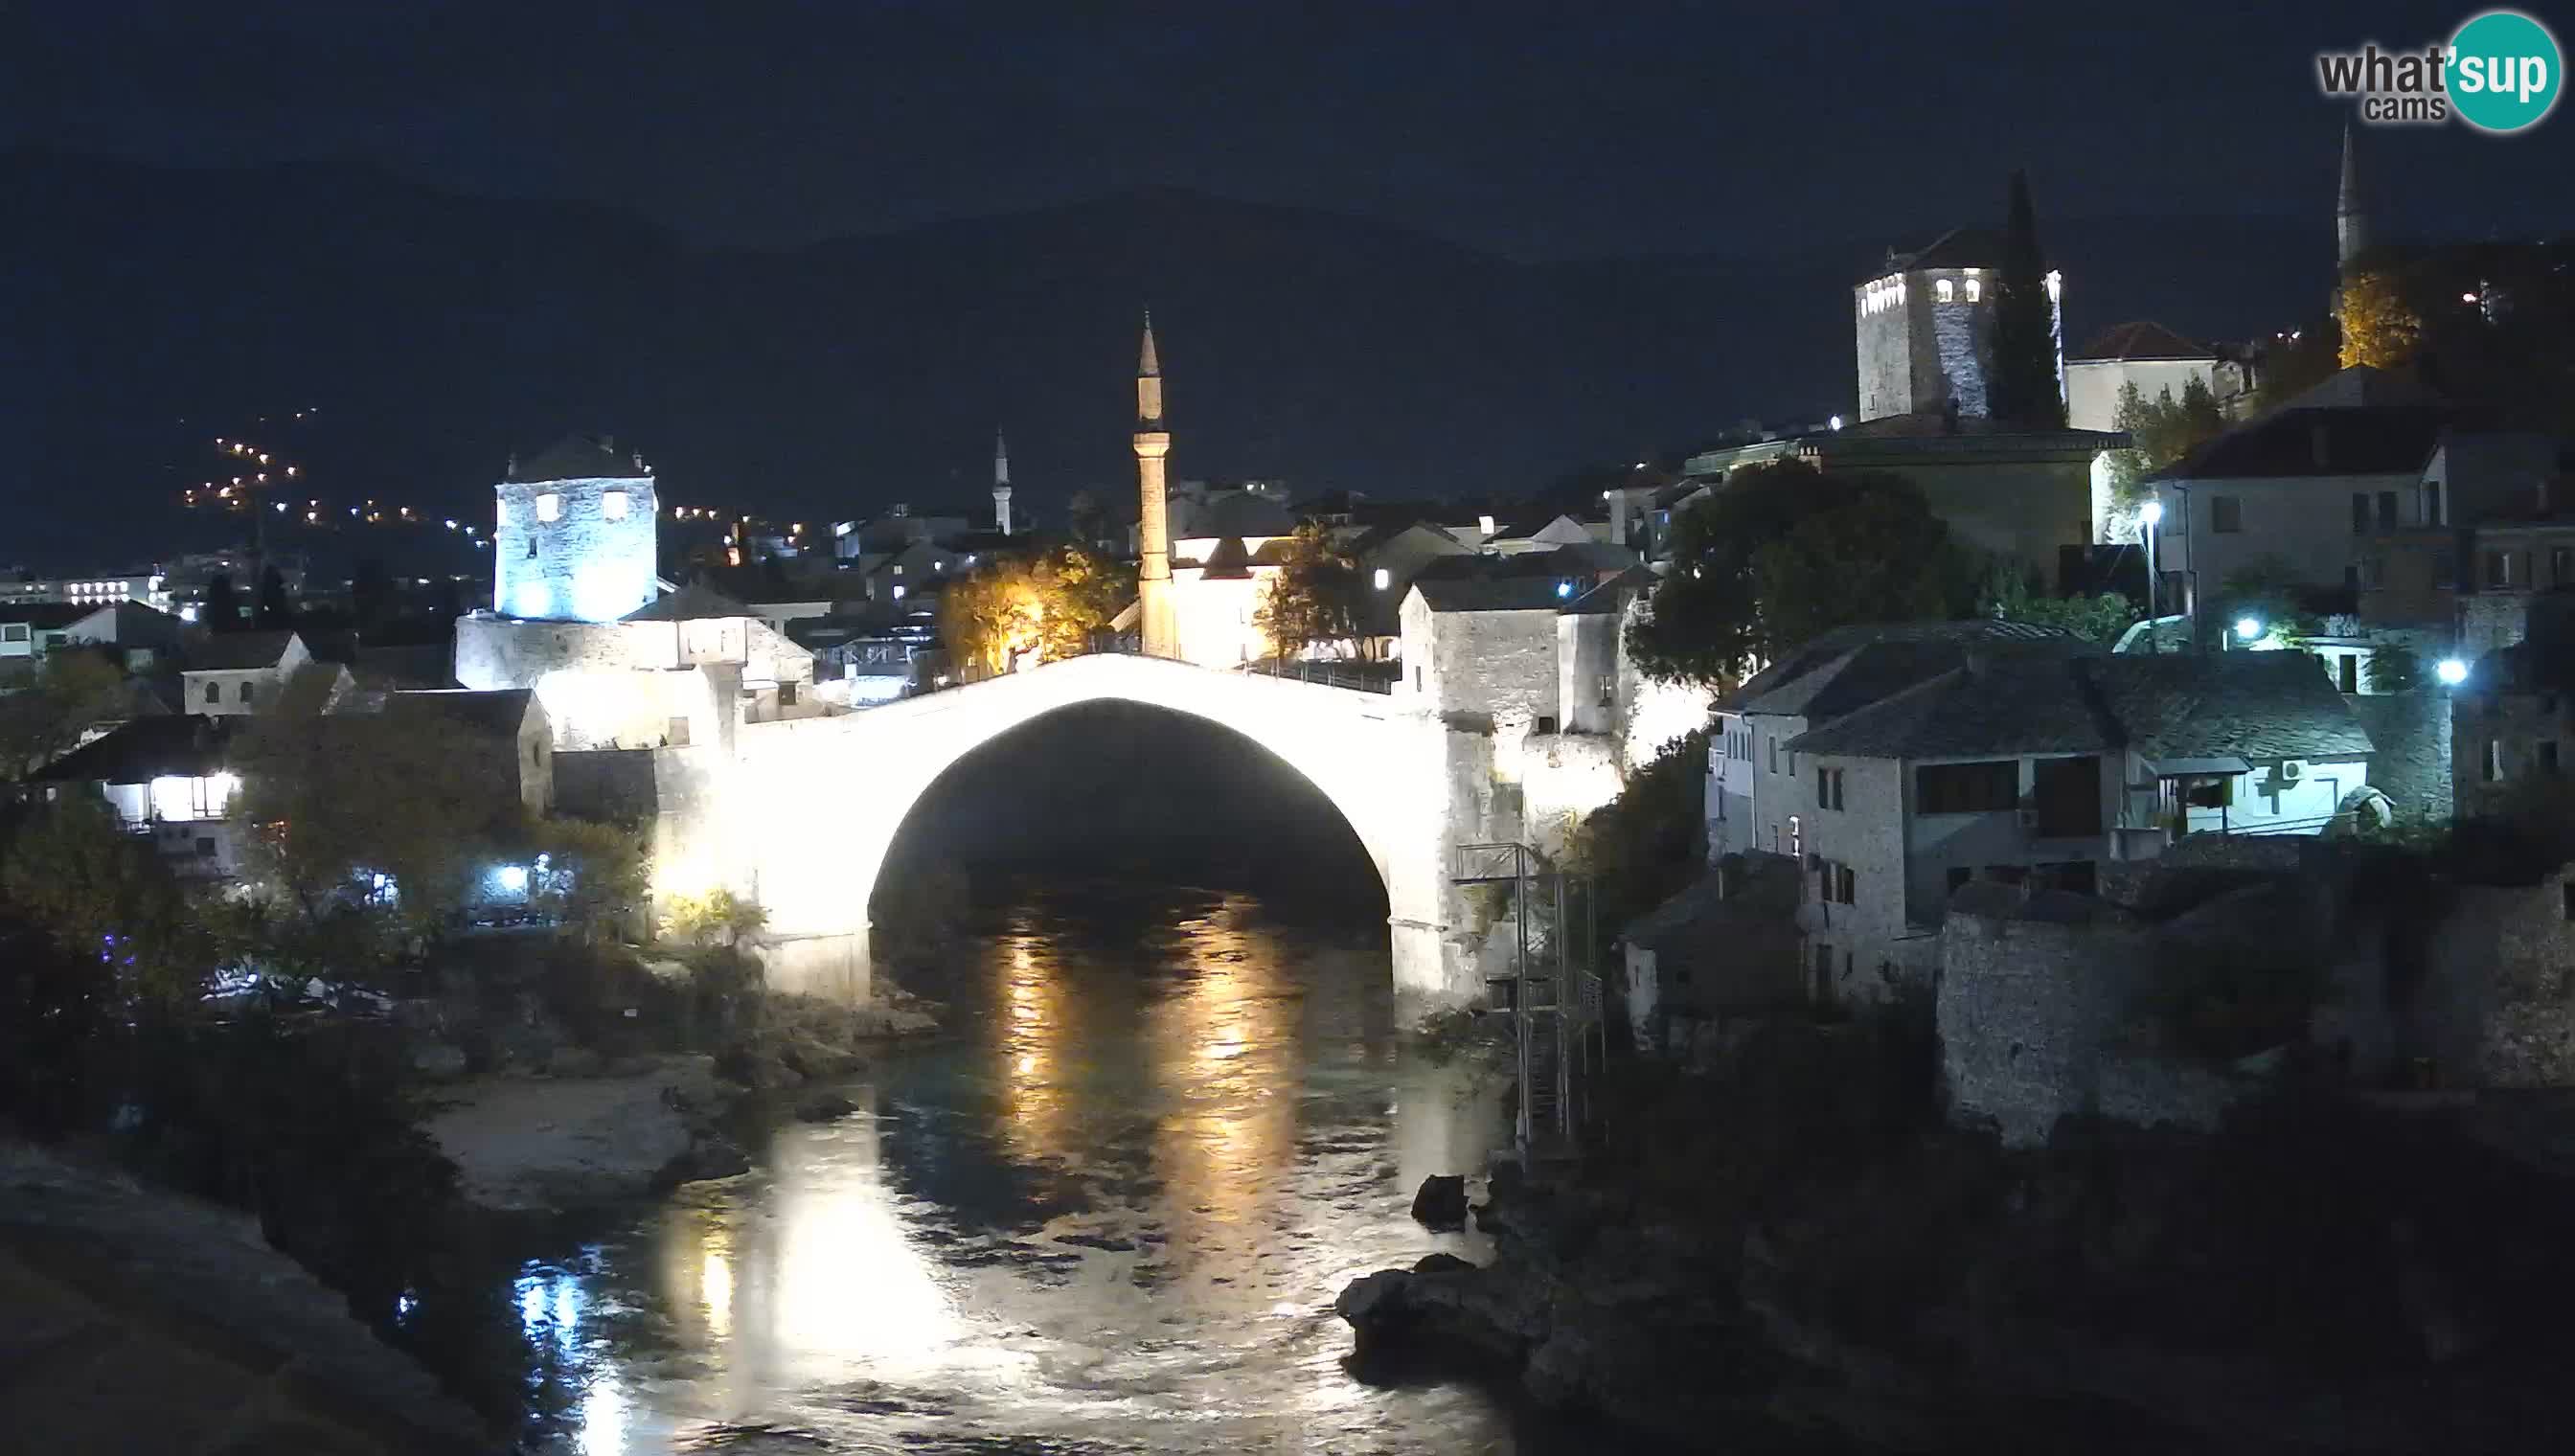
[2336,123,2368,273]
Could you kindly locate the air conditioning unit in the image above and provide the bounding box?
[2278,760,2304,783]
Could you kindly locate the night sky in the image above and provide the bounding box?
[5,2,2572,564]
[14,1,2567,256]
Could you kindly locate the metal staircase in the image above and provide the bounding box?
[1453,842,1605,1161]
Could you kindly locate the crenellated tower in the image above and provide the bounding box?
[1133,313,1177,658]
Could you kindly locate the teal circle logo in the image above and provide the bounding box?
[2449,10,2562,132]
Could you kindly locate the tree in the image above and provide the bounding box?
[230,699,505,977]
[526,817,650,944]
[0,649,127,781]
[2099,377,2226,535]
[0,796,207,1005]
[351,557,394,638]
[938,542,1132,677]
[200,572,240,631]
[1066,490,1109,549]
[1987,169,2065,429]
[2337,268,2424,371]
[2251,320,2342,415]
[659,887,766,948]
[1254,522,1366,660]
[1629,460,1969,687]
[2364,640,2423,693]
[255,564,292,628]
[1981,569,2140,646]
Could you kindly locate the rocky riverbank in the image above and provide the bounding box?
[1338,1048,2575,1453]
[0,1140,493,1452]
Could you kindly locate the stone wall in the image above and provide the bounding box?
[1937,886,2163,1147]
[493,473,658,622]
[1930,295,1989,419]
[2418,874,2575,1087]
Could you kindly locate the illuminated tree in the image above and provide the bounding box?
[2099,376,2226,530]
[1254,522,1365,660]
[938,542,1131,676]
[659,887,766,948]
[2337,269,2424,371]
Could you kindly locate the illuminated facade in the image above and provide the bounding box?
[492,433,660,624]
[1134,316,1179,658]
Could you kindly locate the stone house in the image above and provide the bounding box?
[178,630,312,716]
[1399,576,1565,734]
[1618,853,1806,1056]
[1784,650,2374,1004]
[1706,620,2096,867]
[2452,630,2575,815]
[2062,321,2222,434]
[33,715,247,877]
[1341,520,1474,656]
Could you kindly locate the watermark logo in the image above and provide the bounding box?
[2316,9,2561,132]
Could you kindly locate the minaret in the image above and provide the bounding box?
[2336,123,2369,274]
[991,428,1014,536]
[1133,312,1178,658]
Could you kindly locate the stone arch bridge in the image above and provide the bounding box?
[678,654,1512,1016]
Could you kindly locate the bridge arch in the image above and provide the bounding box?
[723,655,1475,1013]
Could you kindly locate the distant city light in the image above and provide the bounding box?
[2235,616,2263,641]
[1374,567,1391,591]
[1829,415,1843,431]
[1556,580,1574,599]
[2436,657,2469,686]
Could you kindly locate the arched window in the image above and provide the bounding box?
[536,492,563,522]
[204,680,222,704]
[1936,279,1955,303]
[1966,278,1983,303]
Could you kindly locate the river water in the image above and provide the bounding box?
[492,882,1608,1455]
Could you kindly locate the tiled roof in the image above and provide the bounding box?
[2162,405,2461,481]
[35,715,234,785]
[0,603,87,629]
[624,583,754,622]
[182,629,301,672]
[512,433,649,482]
[1786,650,2372,762]
[1562,565,1658,615]
[2070,321,2214,362]
[1196,536,1256,580]
[385,688,536,738]
[1723,620,2091,716]
[1413,577,1569,613]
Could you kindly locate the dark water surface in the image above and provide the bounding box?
[503,883,1613,1454]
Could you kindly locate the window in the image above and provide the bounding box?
[1915,760,2018,814]
[1597,676,1614,707]
[2484,739,2501,783]
[195,837,216,858]
[2542,740,2562,774]
[602,489,629,520]
[2183,775,2233,808]
[1,624,25,643]
[1837,864,1856,903]
[1965,278,1982,303]
[1768,737,1778,774]
[667,717,692,747]
[779,681,798,708]
[2030,755,2103,836]
[2351,492,2371,534]
[1936,279,1954,303]
[1413,667,1423,692]
[239,682,255,706]
[2425,482,2443,525]
[1816,766,1845,810]
[204,680,221,704]
[2553,548,2572,586]
[2486,551,2514,588]
[1789,814,1802,861]
[536,492,562,522]
[2377,490,2399,529]
[1535,716,1558,735]
[2339,653,2359,694]
[2211,495,2242,534]
[1373,567,1390,591]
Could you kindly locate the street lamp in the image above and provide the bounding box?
[2139,500,2164,653]
[2235,616,2264,643]
[2436,657,2469,686]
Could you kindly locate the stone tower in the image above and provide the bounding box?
[492,432,658,623]
[1133,313,1178,658]
[991,428,1014,536]
[2336,123,2369,274]
[1853,230,2058,424]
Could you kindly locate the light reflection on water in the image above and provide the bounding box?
[522,886,1545,1454]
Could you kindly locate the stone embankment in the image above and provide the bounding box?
[0,1141,493,1453]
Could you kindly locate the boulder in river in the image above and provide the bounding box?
[1410,1173,1469,1230]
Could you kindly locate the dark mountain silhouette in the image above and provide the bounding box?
[2,148,2326,564]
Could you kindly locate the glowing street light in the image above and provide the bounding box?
[2235,616,2264,642]
[2139,498,2165,653]
[2436,657,2470,686]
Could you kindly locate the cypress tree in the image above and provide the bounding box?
[200,572,239,631]
[1989,170,2064,428]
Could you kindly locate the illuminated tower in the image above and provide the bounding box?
[992,428,1014,536]
[1133,313,1178,658]
[2336,123,2369,274]
[492,433,658,623]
